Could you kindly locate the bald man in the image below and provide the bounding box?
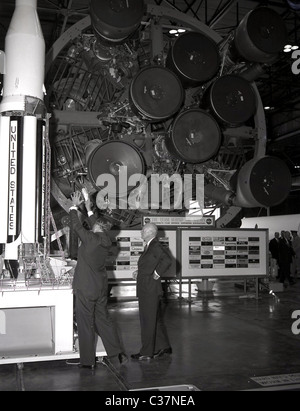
[131,223,172,361]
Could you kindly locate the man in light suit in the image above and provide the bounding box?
[131,223,172,361]
[67,191,128,369]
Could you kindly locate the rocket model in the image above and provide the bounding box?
[0,0,47,277]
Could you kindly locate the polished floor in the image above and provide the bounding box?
[1,277,300,392]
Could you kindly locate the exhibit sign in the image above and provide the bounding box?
[106,229,178,279]
[142,215,215,227]
[179,228,268,278]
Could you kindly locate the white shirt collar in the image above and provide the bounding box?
[147,237,155,246]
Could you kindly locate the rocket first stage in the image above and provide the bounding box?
[0,0,48,278]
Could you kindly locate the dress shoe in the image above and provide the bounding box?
[131,353,153,361]
[66,359,81,366]
[153,347,172,358]
[66,359,96,369]
[118,352,129,364]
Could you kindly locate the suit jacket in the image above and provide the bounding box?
[70,209,112,296]
[137,237,172,298]
[278,237,295,266]
[269,238,279,260]
[292,236,300,257]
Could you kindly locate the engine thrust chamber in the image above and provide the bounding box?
[166,108,222,164]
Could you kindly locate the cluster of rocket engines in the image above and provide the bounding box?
[0,0,294,276]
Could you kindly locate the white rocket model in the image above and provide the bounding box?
[0,0,47,274]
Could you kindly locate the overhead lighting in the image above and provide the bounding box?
[168,28,187,35]
[284,44,299,52]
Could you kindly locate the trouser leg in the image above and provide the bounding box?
[285,263,292,282]
[94,293,122,357]
[139,295,159,356]
[280,262,292,283]
[75,291,97,366]
[154,298,170,351]
[279,263,285,283]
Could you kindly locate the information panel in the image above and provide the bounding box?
[179,228,268,278]
[142,215,215,227]
[106,229,177,279]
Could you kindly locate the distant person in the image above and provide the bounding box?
[278,230,295,285]
[66,191,128,369]
[285,231,297,278]
[131,223,172,361]
[285,231,292,243]
[291,230,300,278]
[269,232,280,263]
[269,231,280,279]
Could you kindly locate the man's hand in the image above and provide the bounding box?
[153,271,160,281]
[132,270,138,280]
[70,191,84,207]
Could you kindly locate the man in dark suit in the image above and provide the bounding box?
[269,232,280,262]
[131,223,172,361]
[278,230,295,285]
[67,191,127,369]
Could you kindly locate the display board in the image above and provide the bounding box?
[179,228,268,278]
[142,215,215,227]
[106,229,177,279]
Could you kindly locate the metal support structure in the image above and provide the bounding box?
[44,114,52,258]
[209,0,239,28]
